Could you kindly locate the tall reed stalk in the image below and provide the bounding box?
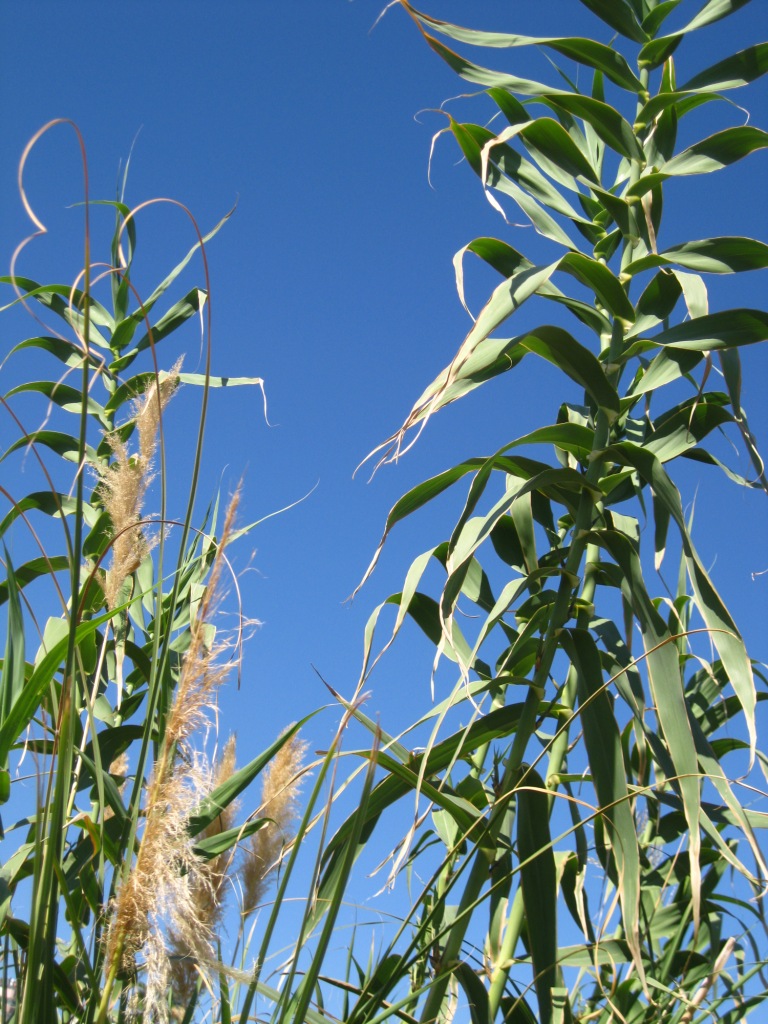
[0,123,316,1023]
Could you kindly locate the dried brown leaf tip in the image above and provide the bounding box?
[97,360,182,609]
[103,751,130,822]
[241,726,308,917]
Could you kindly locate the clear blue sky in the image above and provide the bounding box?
[1,1,766,778]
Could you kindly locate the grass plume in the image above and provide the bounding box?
[97,360,182,610]
[103,491,240,1022]
[241,727,308,918]
[169,734,239,1015]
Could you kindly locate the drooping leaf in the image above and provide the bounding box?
[4,380,108,424]
[7,335,103,370]
[639,0,753,69]
[0,556,70,607]
[562,629,643,977]
[576,0,648,43]
[0,491,81,539]
[111,287,207,373]
[2,430,98,465]
[400,2,645,91]
[589,527,703,930]
[454,961,492,1024]
[0,551,25,803]
[606,443,757,761]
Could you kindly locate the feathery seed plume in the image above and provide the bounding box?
[98,360,182,610]
[169,734,239,1015]
[104,492,240,1024]
[241,727,308,918]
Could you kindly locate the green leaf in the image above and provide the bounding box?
[517,766,559,1024]
[192,818,267,859]
[639,0,753,69]
[688,715,767,885]
[370,317,619,472]
[644,395,734,462]
[636,89,723,130]
[81,725,144,789]
[513,118,599,186]
[463,237,611,335]
[558,253,635,321]
[0,556,70,607]
[590,527,703,929]
[400,3,645,91]
[4,381,108,423]
[516,326,620,414]
[625,237,768,275]
[718,347,768,489]
[317,703,528,895]
[0,608,115,764]
[680,43,768,92]
[626,348,701,397]
[451,121,580,246]
[607,443,757,762]
[554,940,635,967]
[445,468,596,589]
[2,430,98,465]
[576,0,648,42]
[544,94,645,162]
[178,373,264,389]
[1,551,25,800]
[187,718,311,836]
[632,267,683,329]
[0,277,114,335]
[589,185,633,236]
[641,1,684,36]
[0,491,81,539]
[417,32,556,96]
[374,750,486,842]
[414,33,643,162]
[562,629,643,975]
[107,203,234,354]
[287,735,380,1024]
[6,335,102,370]
[660,126,768,176]
[454,961,491,1024]
[649,309,768,350]
[111,287,207,373]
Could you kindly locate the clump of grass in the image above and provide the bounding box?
[4,128,305,1024]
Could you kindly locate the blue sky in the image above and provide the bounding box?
[1,0,767,804]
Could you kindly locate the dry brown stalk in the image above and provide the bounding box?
[241,726,308,917]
